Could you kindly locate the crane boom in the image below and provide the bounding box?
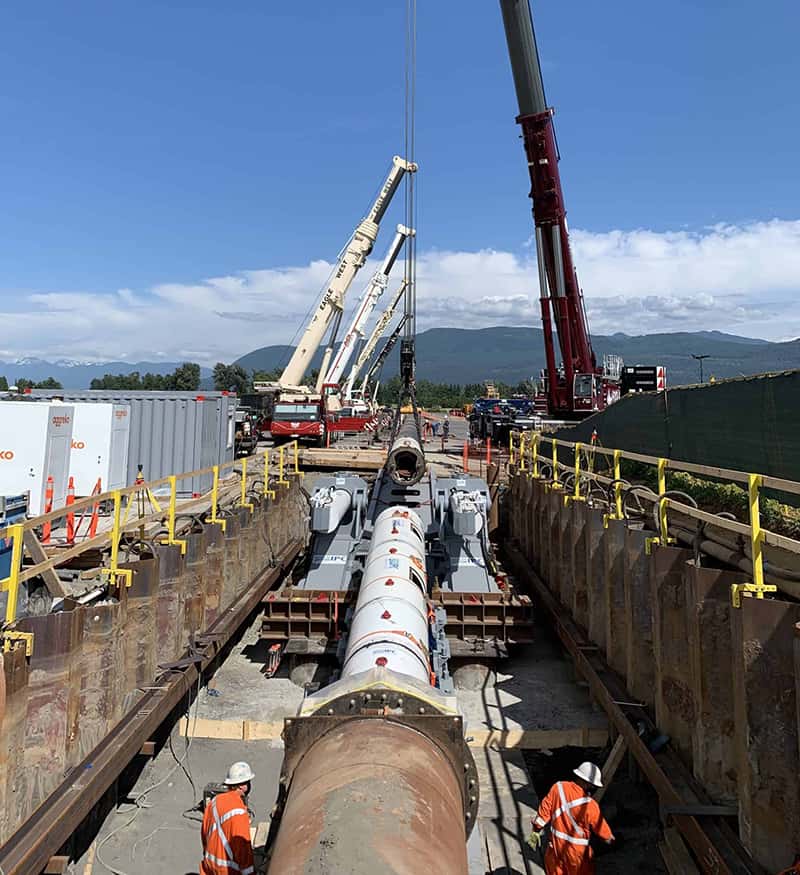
[323,224,413,390]
[279,155,416,389]
[499,0,618,415]
[360,315,408,398]
[342,279,408,401]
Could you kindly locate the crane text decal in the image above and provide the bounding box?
[0,451,15,460]
[52,415,71,427]
[71,440,86,449]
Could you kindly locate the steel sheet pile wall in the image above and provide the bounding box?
[0,480,308,847]
[506,471,800,871]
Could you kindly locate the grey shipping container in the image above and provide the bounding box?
[29,391,236,495]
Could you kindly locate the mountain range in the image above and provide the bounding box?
[2,328,797,389]
[235,326,800,387]
[0,358,212,389]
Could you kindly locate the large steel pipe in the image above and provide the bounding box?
[267,719,468,875]
[387,417,426,486]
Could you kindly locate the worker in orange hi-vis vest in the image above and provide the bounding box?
[201,762,256,875]
[528,761,615,875]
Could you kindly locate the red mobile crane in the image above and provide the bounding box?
[500,0,622,416]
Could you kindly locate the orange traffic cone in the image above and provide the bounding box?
[66,476,76,545]
[42,475,54,544]
[88,478,101,538]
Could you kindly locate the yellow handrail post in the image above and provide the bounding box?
[613,449,623,519]
[263,450,276,499]
[731,474,777,607]
[531,433,540,479]
[646,457,675,553]
[551,439,561,489]
[160,474,187,554]
[103,490,133,588]
[291,440,304,478]
[206,465,227,532]
[278,446,290,488]
[240,457,254,513]
[3,524,24,625]
[509,432,516,467]
[567,441,583,505]
[518,433,527,471]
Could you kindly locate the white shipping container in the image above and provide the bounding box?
[68,403,131,495]
[0,402,75,515]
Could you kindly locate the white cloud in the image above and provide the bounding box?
[0,219,798,364]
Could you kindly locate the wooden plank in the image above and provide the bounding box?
[22,530,68,597]
[660,827,701,874]
[44,857,69,874]
[594,735,627,803]
[468,727,608,750]
[476,747,542,875]
[177,717,245,740]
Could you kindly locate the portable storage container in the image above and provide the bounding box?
[0,402,74,514]
[68,403,131,495]
[30,391,236,495]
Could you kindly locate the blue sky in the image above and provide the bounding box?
[1,0,798,362]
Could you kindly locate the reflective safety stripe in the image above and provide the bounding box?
[551,827,590,847]
[204,850,242,870]
[556,782,588,839]
[211,798,236,862]
[220,807,247,824]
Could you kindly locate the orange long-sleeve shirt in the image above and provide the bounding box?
[534,780,614,875]
[200,789,254,875]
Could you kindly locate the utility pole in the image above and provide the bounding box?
[691,354,710,383]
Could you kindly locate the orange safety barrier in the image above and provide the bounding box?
[42,475,54,544]
[486,437,492,466]
[65,476,76,545]
[462,441,469,474]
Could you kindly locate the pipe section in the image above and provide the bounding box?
[266,719,468,875]
[310,486,351,534]
[386,417,426,486]
[342,507,429,683]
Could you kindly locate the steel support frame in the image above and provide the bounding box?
[505,544,760,875]
[0,540,303,875]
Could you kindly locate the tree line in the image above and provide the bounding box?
[90,362,201,390]
[376,376,534,408]
[0,376,63,390]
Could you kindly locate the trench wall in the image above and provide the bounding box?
[507,471,800,872]
[0,480,308,845]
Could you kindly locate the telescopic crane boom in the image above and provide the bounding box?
[322,224,413,394]
[279,155,417,390]
[499,0,619,415]
[342,279,408,402]
[361,315,408,401]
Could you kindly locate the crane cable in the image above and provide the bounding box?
[403,0,417,342]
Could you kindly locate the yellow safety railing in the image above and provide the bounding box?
[0,440,302,647]
[522,432,795,607]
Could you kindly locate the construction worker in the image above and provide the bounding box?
[442,414,450,441]
[528,761,614,875]
[201,761,256,875]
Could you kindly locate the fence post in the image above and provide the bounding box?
[613,449,623,519]
[206,465,227,531]
[731,474,777,606]
[551,439,561,489]
[278,446,290,488]
[104,490,133,587]
[240,457,254,513]
[291,440,304,478]
[509,431,516,466]
[263,450,276,499]
[161,474,187,554]
[571,441,583,503]
[531,432,540,479]
[2,524,24,624]
[519,433,527,471]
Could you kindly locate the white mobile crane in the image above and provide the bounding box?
[262,155,416,444]
[340,278,408,406]
[360,314,408,406]
[322,224,414,410]
[279,155,416,390]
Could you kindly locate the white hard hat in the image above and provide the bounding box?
[224,761,255,785]
[573,761,603,788]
